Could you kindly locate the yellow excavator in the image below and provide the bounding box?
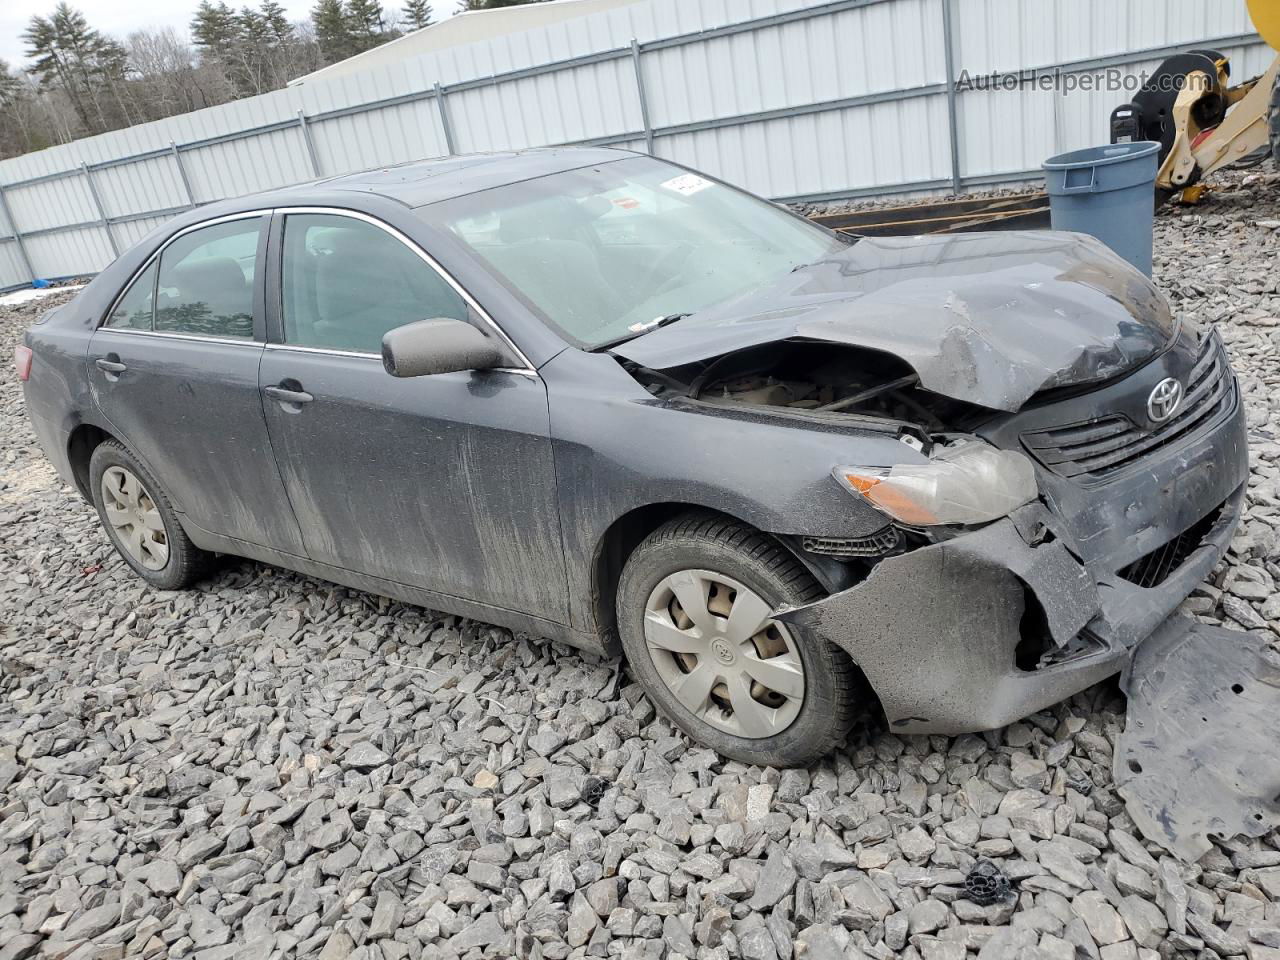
[1109,0,1280,202]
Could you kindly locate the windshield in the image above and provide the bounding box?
[427,156,845,349]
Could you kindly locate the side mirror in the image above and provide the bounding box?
[382,318,511,378]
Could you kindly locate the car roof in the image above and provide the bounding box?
[146,147,641,236]
[283,146,633,209]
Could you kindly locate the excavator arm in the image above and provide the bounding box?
[1110,0,1280,202]
[1157,56,1279,192]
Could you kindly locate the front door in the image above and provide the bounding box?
[257,210,569,622]
[88,214,307,555]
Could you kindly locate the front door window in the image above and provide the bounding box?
[280,213,469,354]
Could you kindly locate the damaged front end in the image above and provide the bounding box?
[775,486,1244,734]
[622,338,992,447]
[761,338,1249,736]
[609,228,1260,857]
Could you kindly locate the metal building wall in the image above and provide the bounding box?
[0,0,1268,290]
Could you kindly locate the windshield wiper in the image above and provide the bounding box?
[634,312,691,334]
[592,313,691,352]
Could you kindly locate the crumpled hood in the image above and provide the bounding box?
[611,231,1177,412]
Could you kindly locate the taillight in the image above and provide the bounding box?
[14,344,33,381]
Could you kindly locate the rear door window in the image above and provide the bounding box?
[105,261,158,330]
[280,213,468,354]
[155,217,263,339]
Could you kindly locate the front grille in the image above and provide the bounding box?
[1021,334,1232,483]
[1117,501,1225,588]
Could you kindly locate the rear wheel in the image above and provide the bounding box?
[617,513,860,767]
[89,440,212,590]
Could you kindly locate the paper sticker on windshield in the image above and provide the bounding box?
[660,173,713,196]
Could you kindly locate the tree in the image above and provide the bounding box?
[233,6,275,92]
[310,0,397,64]
[23,3,131,132]
[193,1,310,95]
[0,62,59,157]
[347,0,395,54]
[124,27,231,122]
[312,0,357,63]
[260,0,294,43]
[191,1,240,65]
[0,62,19,110]
[462,0,551,9]
[0,61,31,156]
[402,0,433,30]
[1,0,324,159]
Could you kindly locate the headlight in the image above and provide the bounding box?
[833,441,1038,526]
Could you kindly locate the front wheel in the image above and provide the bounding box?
[616,513,860,767]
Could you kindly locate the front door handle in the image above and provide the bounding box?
[95,357,127,374]
[263,384,314,406]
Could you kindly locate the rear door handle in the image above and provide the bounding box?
[263,385,314,405]
[95,358,127,374]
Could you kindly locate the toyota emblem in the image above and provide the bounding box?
[1147,378,1183,423]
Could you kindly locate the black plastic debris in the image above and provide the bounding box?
[581,776,607,807]
[1114,616,1280,860]
[965,859,1012,905]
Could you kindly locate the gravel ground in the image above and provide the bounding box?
[3,170,1280,960]
[790,183,1044,220]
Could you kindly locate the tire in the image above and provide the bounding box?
[89,439,212,590]
[616,513,859,767]
[1270,68,1280,168]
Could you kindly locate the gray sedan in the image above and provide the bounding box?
[18,148,1248,767]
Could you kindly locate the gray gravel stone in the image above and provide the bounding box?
[1117,894,1167,948]
[340,741,390,769]
[63,903,120,941]
[748,847,798,911]
[908,898,950,935]
[1039,841,1090,889]
[1073,891,1129,946]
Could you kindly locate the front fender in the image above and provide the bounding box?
[544,348,913,632]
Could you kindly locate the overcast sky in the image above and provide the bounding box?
[0,0,466,67]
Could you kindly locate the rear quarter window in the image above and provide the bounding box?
[105,262,157,331]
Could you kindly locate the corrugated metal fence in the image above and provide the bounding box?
[0,0,1269,290]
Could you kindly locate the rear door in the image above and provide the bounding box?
[257,209,569,621]
[87,213,307,555]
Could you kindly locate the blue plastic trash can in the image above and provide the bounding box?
[1042,141,1161,276]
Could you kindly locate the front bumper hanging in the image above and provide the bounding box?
[777,481,1245,736]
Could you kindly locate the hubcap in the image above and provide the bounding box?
[643,569,805,739]
[100,466,169,571]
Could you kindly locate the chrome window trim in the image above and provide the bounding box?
[94,327,263,348]
[100,209,273,334]
[263,342,380,361]
[97,206,540,379]
[261,341,538,379]
[271,206,538,375]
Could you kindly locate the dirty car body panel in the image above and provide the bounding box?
[20,148,1250,760]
